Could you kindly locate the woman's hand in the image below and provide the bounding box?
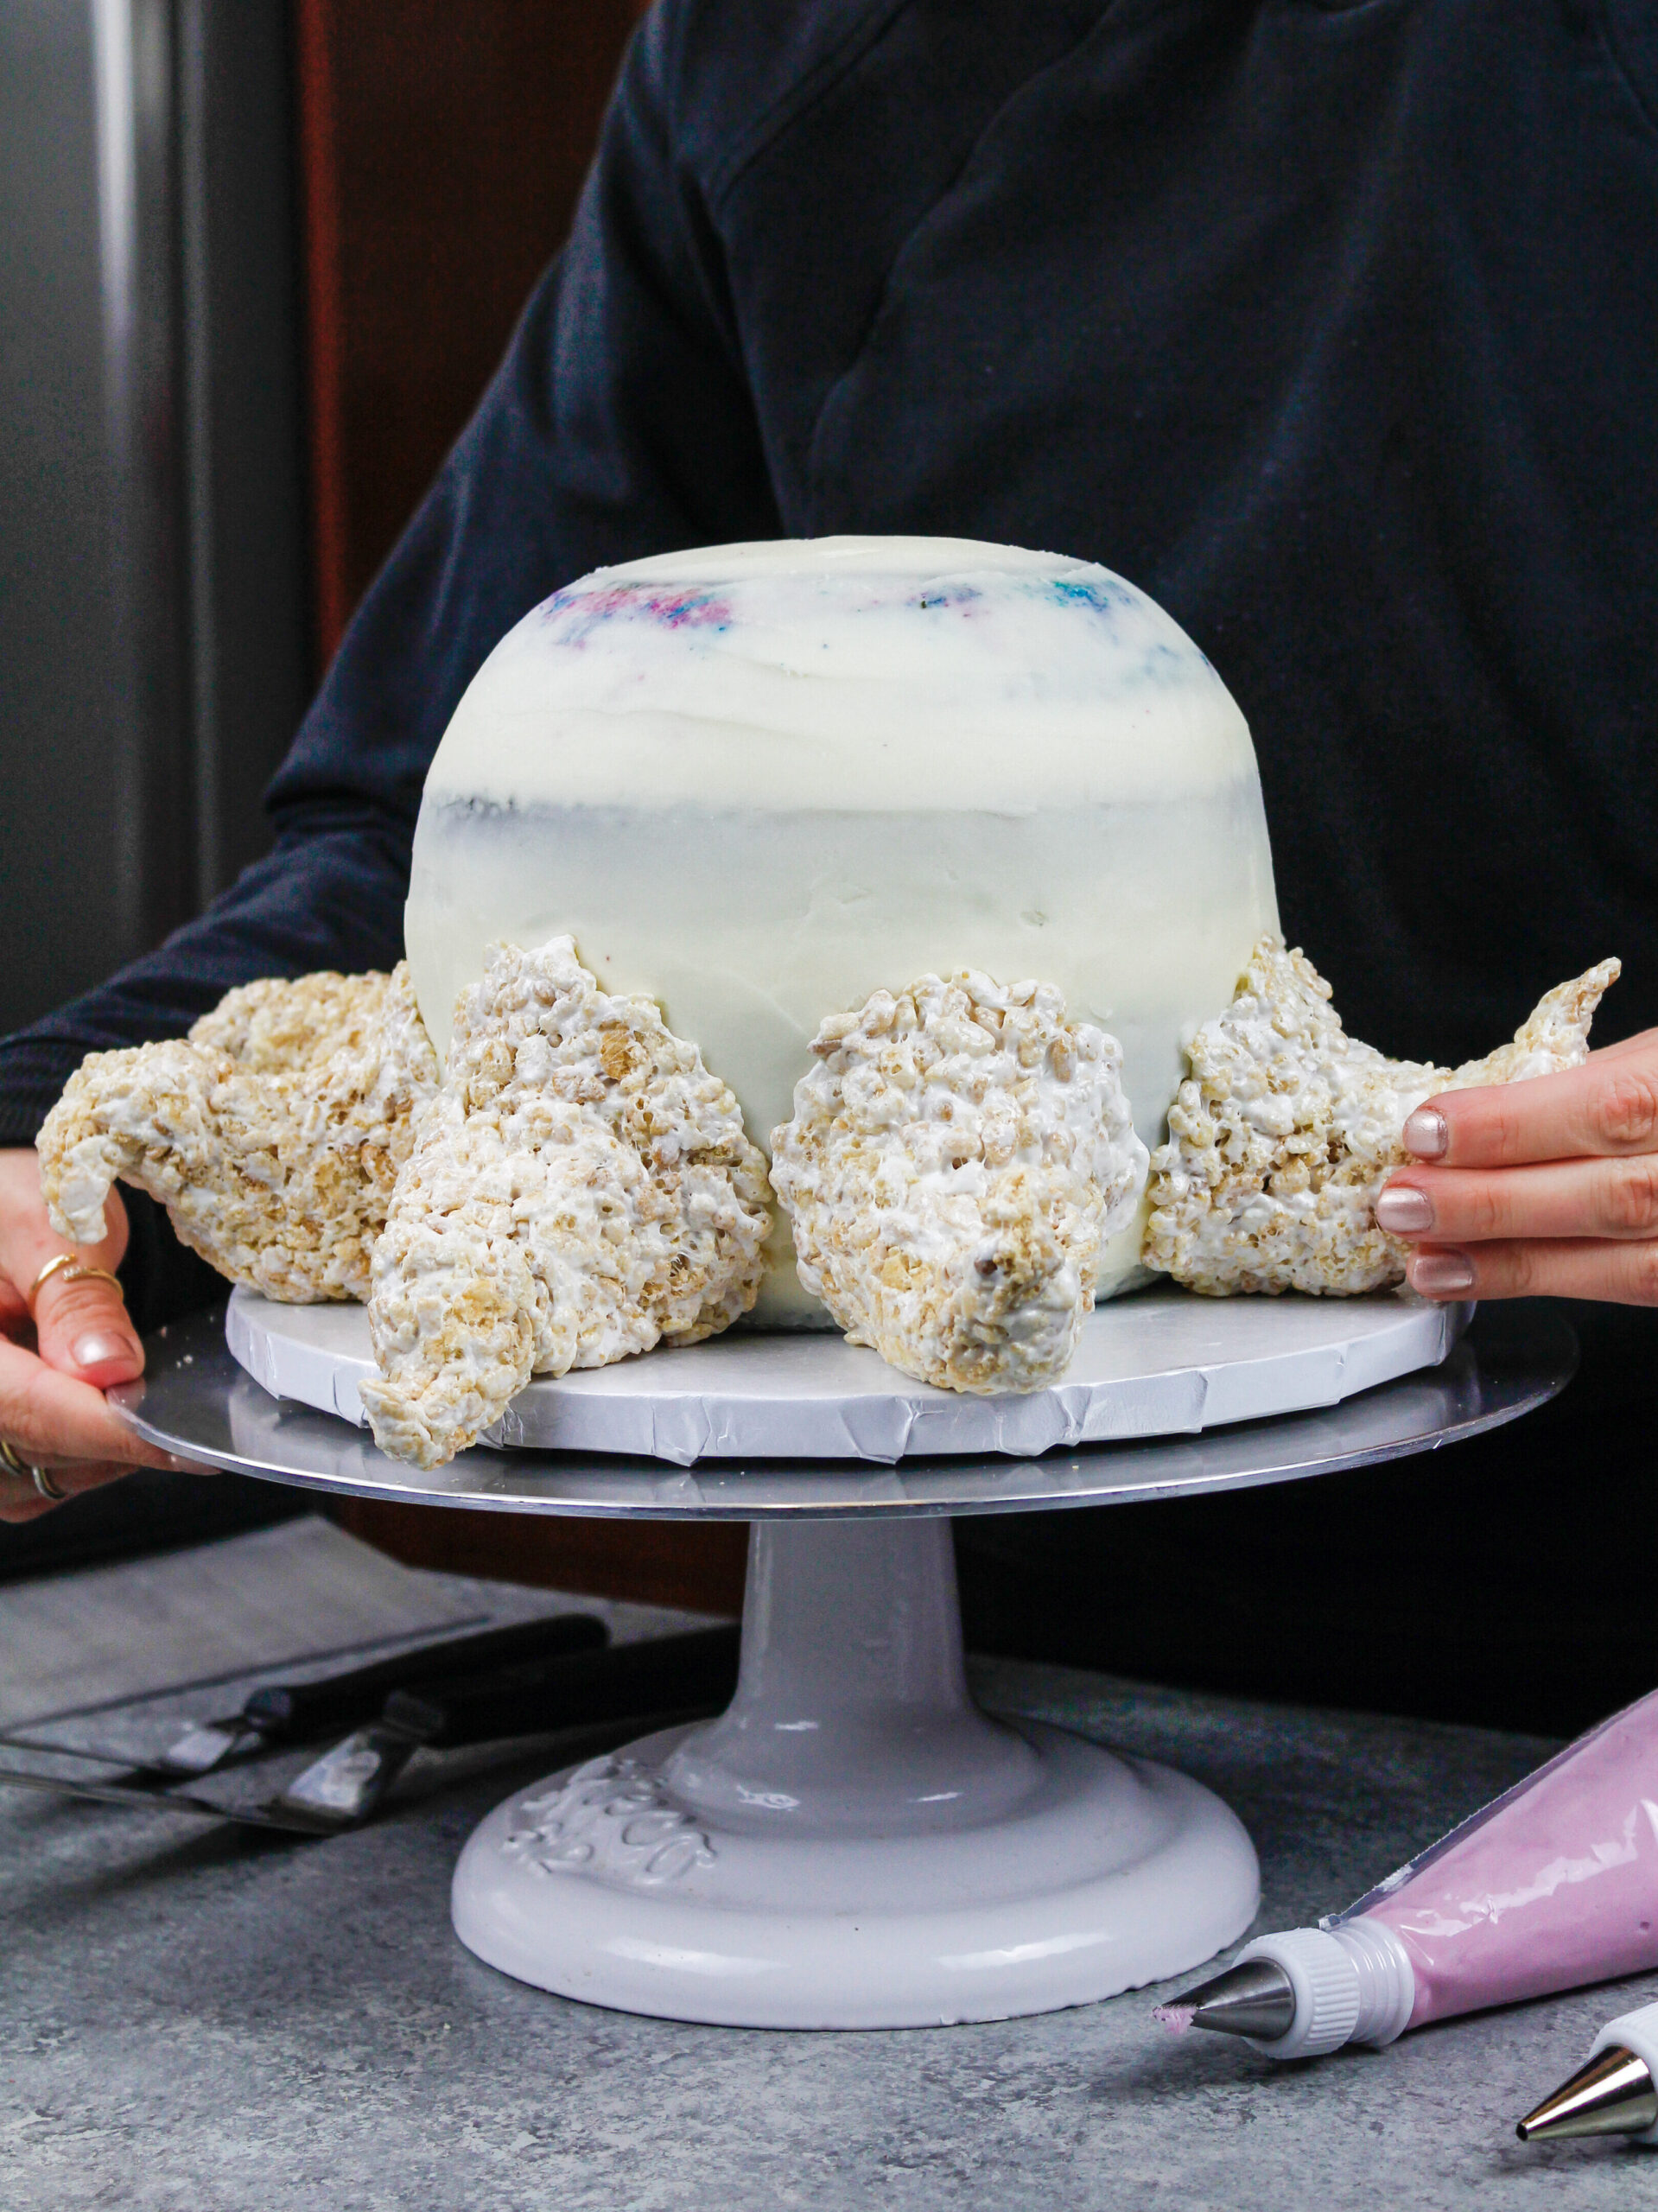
[0,1148,187,1521]
[1376,1032,1658,1304]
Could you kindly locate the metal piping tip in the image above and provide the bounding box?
[1153,1958,1296,2043]
[1517,2046,1658,2144]
[156,1719,262,1777]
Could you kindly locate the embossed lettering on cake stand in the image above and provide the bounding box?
[503,1757,717,1888]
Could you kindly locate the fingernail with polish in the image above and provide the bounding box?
[73,1332,130,1370]
[1402,1108,1448,1160]
[1412,1250,1475,1297]
[1375,1185,1435,1233]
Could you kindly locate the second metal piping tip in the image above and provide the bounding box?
[1153,1958,1296,2043]
[1516,2045,1658,2144]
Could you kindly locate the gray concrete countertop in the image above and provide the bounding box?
[6,1621,1658,2209]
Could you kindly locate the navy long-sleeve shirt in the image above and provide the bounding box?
[5,0,1656,1294]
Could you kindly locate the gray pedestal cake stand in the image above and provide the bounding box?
[111,1299,1573,2031]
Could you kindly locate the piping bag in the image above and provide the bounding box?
[1155,1686,1658,2060]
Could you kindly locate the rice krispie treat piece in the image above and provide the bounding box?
[769,970,1148,1395]
[1144,935,1620,1295]
[359,937,772,1468]
[37,964,439,1302]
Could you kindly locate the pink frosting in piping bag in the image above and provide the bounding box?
[1334,1688,1658,2025]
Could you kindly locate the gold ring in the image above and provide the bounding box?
[27,1254,124,1316]
[27,1252,79,1303]
[0,1438,63,1499]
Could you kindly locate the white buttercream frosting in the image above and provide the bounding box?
[405,536,1280,1323]
[423,536,1255,812]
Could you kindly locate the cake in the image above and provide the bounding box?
[404,536,1280,1324]
[35,536,1618,1462]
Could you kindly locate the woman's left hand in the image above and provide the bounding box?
[1375,1031,1658,1303]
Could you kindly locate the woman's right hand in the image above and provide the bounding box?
[0,1147,188,1522]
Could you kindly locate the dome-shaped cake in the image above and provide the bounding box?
[405,536,1279,1324]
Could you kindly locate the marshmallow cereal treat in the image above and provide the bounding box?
[359,937,772,1466]
[769,970,1148,1394]
[37,965,439,1302]
[404,537,1280,1322]
[1144,936,1620,1295]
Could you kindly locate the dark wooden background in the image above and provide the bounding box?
[295,0,651,661]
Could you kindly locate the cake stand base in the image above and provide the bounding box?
[451,1516,1258,2028]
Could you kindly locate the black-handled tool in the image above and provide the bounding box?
[385,1621,740,1745]
[0,1764,337,1835]
[0,1624,738,1837]
[275,1623,741,1829]
[151,1610,608,1776]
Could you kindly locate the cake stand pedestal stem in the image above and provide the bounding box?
[660,1517,1041,1833]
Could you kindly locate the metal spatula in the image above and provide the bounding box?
[149,1609,608,1775]
[0,1764,335,1834]
[276,1623,742,1828]
[0,1624,738,1837]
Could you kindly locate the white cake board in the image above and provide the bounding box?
[117,1301,1567,2032]
[225,1282,1469,1465]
